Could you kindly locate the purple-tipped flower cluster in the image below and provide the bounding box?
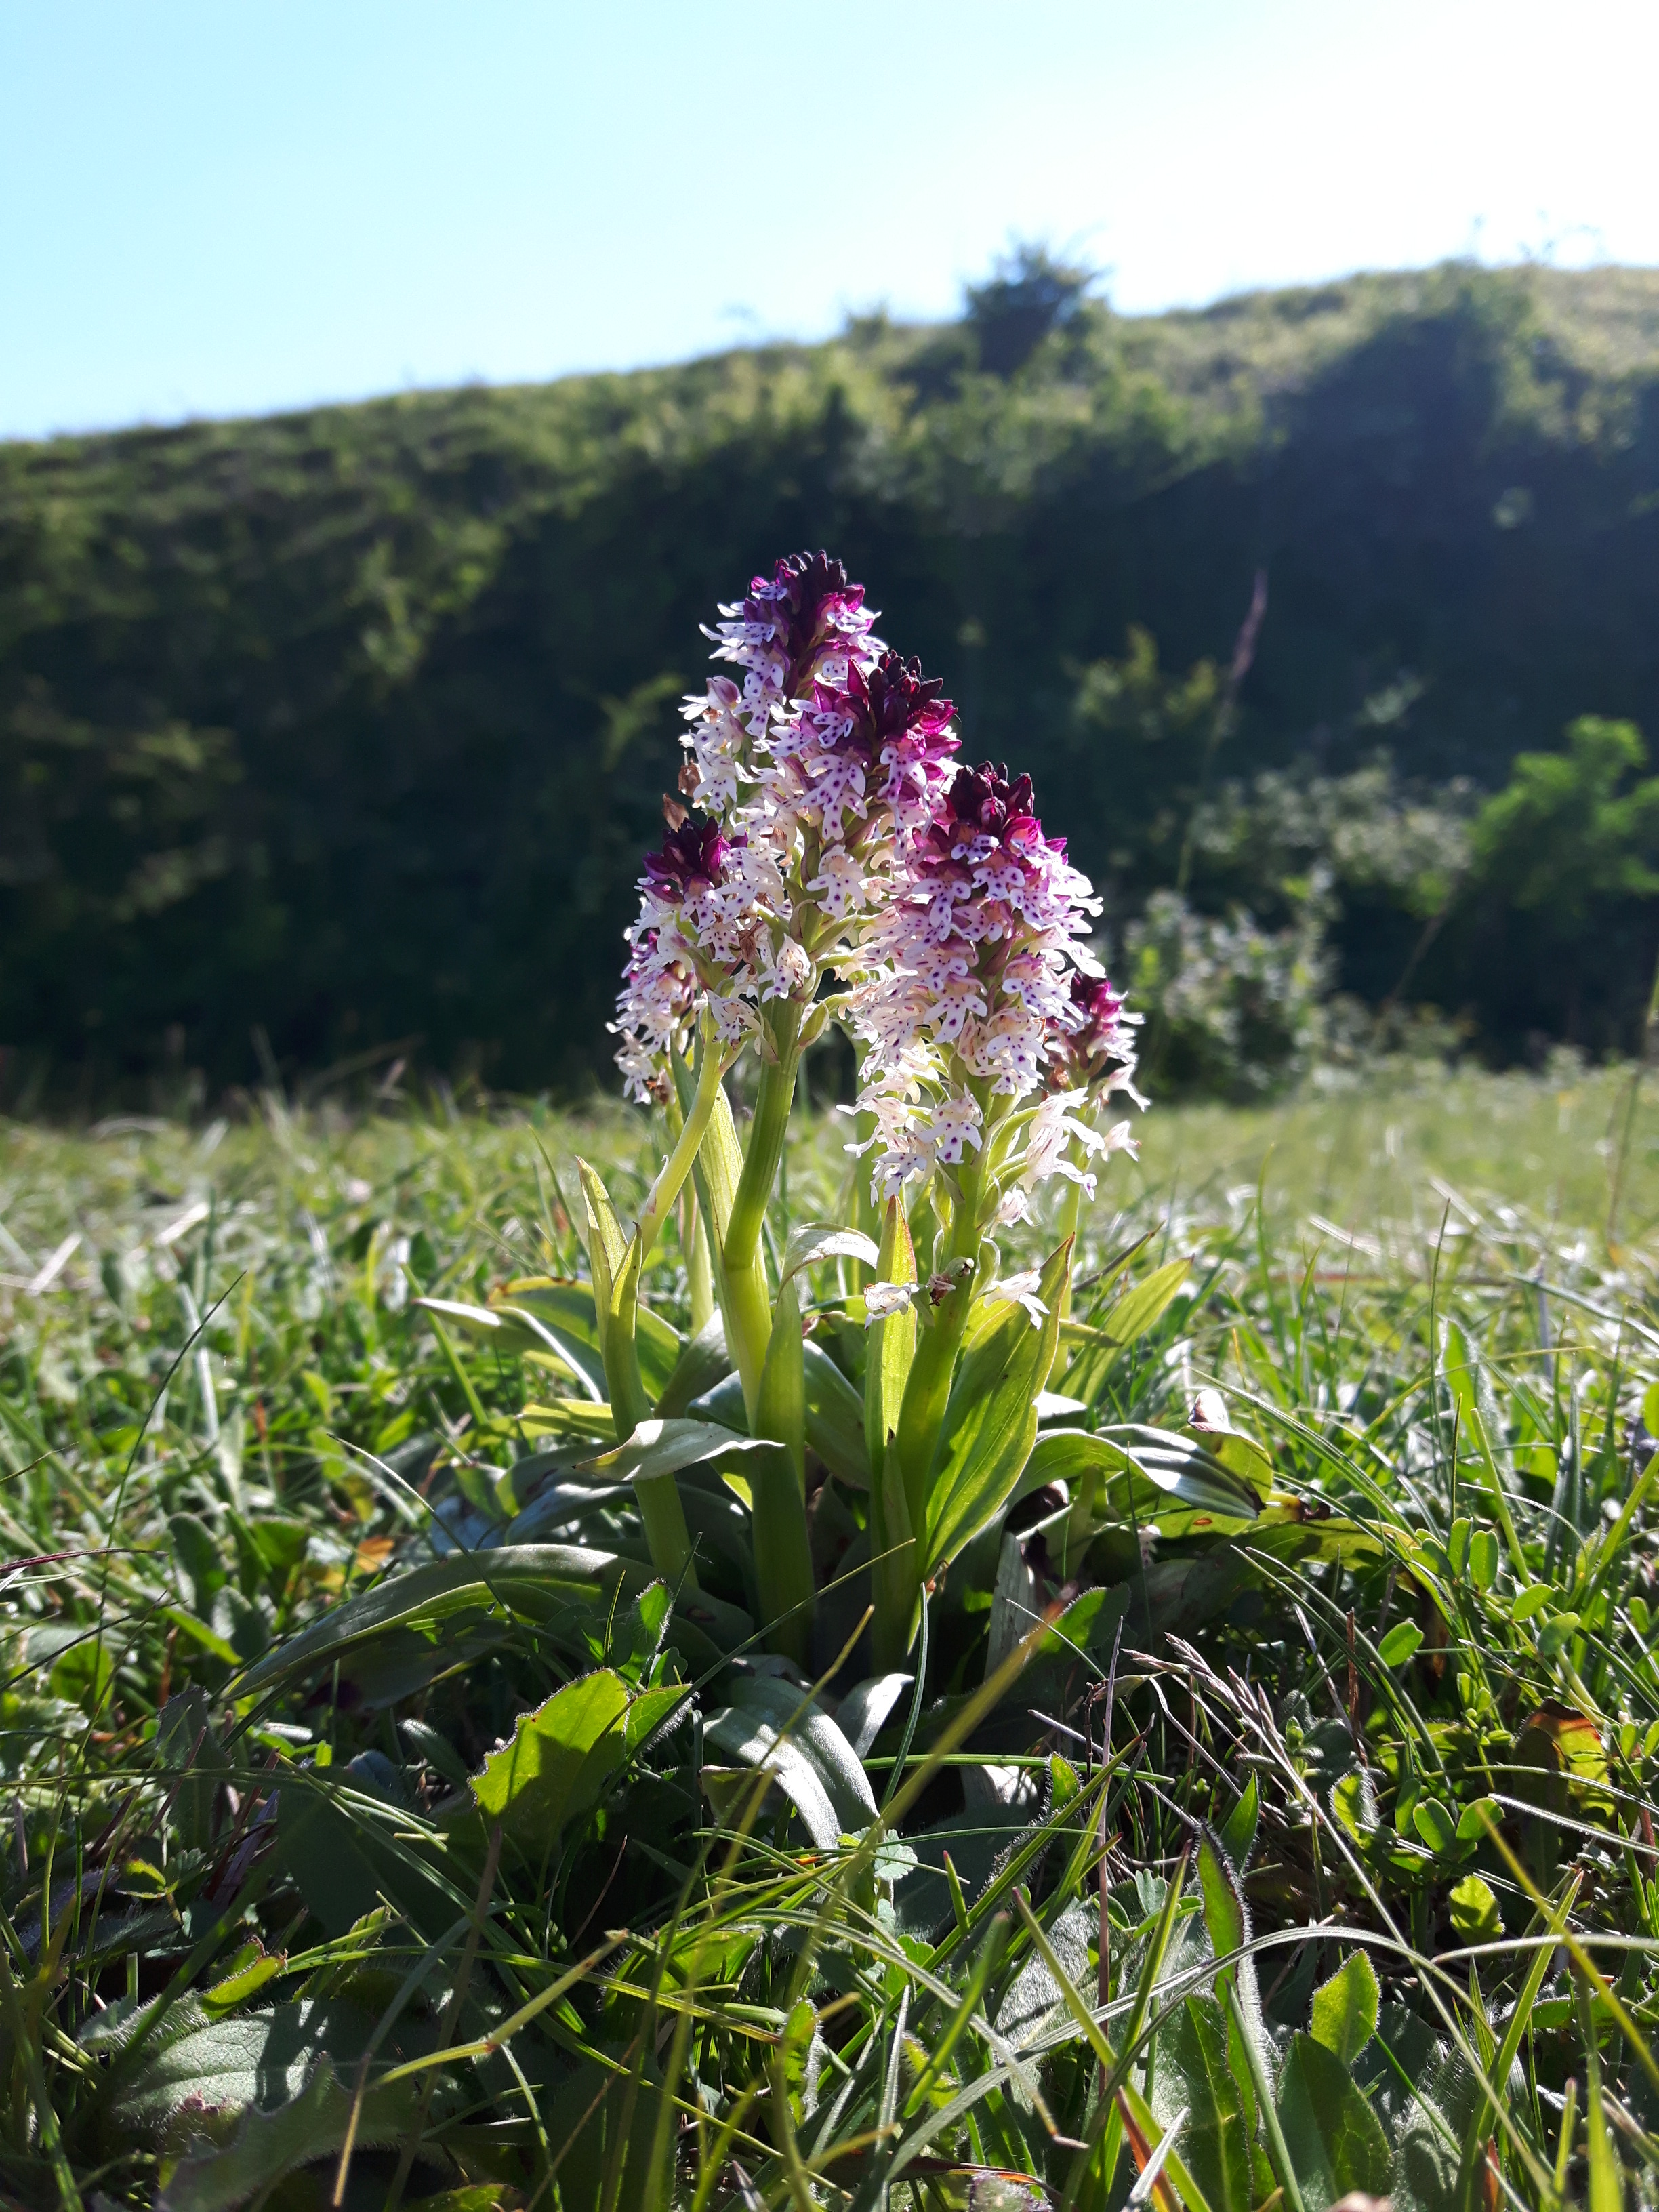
[613,554,961,1100]
[613,552,1143,1204]
[848,762,1141,1207]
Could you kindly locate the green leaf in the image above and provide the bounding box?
[1378,1620,1424,1667]
[803,1338,871,1487]
[1218,1774,1260,1870]
[1412,1797,1459,1855]
[155,1688,230,1858]
[1448,1874,1502,1943]
[471,1668,632,1843]
[865,1197,917,1490]
[200,1948,289,2018]
[1097,1254,1192,1347]
[780,1221,880,1284]
[653,1310,731,1417]
[232,1544,752,1704]
[167,1511,226,1616]
[504,1278,684,1401]
[1023,1425,1261,1527]
[577,1160,651,1437]
[1154,1992,1258,2212]
[1467,1527,1499,1591]
[1309,1950,1379,2066]
[1197,1828,1248,1959]
[674,1054,743,1250]
[163,2055,421,2211]
[1511,1582,1553,1622]
[1455,1795,1502,1843]
[579,1415,752,1485]
[924,1237,1070,1573]
[703,1675,875,1849]
[1275,2031,1391,2210]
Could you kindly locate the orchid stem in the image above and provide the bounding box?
[722,1006,802,1277]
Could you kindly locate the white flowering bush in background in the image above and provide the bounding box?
[1126,880,1333,1101]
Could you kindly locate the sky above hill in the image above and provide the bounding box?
[4,0,1657,441]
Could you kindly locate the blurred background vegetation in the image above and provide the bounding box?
[5,253,1659,1108]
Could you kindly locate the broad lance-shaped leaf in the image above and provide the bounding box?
[804,1340,870,1486]
[1197,1827,1248,1958]
[232,1545,753,1704]
[1309,1950,1379,2067]
[1275,2032,1391,2209]
[1021,1425,1261,1525]
[680,1346,869,1486]
[923,1237,1071,1574]
[577,1160,650,1437]
[654,1309,731,1417]
[673,1048,742,1251]
[779,1221,880,1284]
[1094,1252,1192,1347]
[492,1277,683,1401]
[163,2060,419,2212]
[703,1673,876,1850]
[471,1667,683,1843]
[835,1672,913,1759]
[872,1429,919,1671]
[411,1294,602,1399]
[108,2000,423,2165]
[578,1416,754,1484]
[865,1197,916,1492]
[1198,1824,1273,2100]
[1153,1992,1259,2212]
[1218,1773,1260,1869]
[745,1438,814,1665]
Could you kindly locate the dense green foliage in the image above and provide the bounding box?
[5,1075,1659,2207]
[5,262,1659,1099]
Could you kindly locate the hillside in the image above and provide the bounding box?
[4,261,1659,1098]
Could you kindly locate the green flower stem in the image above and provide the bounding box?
[722,1003,802,1279]
[893,1158,986,1529]
[723,1250,775,1426]
[635,1471,699,1590]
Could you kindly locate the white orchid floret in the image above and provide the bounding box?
[707,994,760,1046]
[929,1092,984,1164]
[978,1268,1049,1327]
[761,939,813,1002]
[862,1277,921,1326]
[806,846,870,919]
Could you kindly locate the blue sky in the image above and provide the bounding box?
[3,0,1656,441]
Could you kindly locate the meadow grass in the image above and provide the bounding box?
[3,1063,1659,2209]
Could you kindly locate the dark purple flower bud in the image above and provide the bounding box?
[642,815,729,902]
[935,762,1037,841]
[860,652,955,745]
[745,550,869,694]
[1070,970,1126,1055]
